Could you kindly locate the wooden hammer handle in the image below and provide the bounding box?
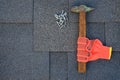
[79,11,86,37]
[78,11,86,73]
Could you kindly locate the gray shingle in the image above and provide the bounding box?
[0,53,49,80]
[34,0,49,51]
[0,24,49,80]
[0,55,33,80]
[0,0,33,23]
[34,22,105,51]
[31,53,49,80]
[0,24,33,54]
[34,0,69,51]
[69,0,120,22]
[48,23,77,51]
[86,52,120,80]
[68,52,86,80]
[47,0,69,24]
[105,23,120,51]
[87,22,105,44]
[50,52,67,80]
[68,52,120,80]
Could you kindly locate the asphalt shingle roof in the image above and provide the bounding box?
[68,52,120,80]
[50,52,67,80]
[0,0,120,80]
[105,23,120,51]
[0,24,49,80]
[0,0,33,23]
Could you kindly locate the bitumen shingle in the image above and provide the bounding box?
[0,0,33,23]
[69,0,120,22]
[68,52,86,80]
[105,23,120,51]
[86,22,105,44]
[31,53,49,80]
[34,0,69,51]
[0,0,120,80]
[34,0,49,51]
[34,22,105,51]
[68,52,120,80]
[85,51,120,80]
[50,52,68,80]
[0,24,49,80]
[0,24,33,54]
[47,0,69,24]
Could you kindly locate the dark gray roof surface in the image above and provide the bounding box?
[0,0,120,80]
[0,0,33,23]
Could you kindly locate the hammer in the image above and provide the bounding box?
[71,5,94,73]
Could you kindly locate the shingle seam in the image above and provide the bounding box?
[104,22,106,45]
[49,52,51,80]
[0,22,33,24]
[32,0,34,23]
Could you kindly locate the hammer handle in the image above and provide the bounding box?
[78,11,86,73]
[79,11,86,37]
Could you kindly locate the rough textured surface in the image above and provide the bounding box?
[34,0,69,51]
[68,52,86,80]
[50,52,67,80]
[105,23,120,51]
[31,53,49,80]
[0,0,33,23]
[34,22,105,51]
[0,0,120,80]
[86,22,105,44]
[68,52,120,80]
[0,24,33,54]
[47,0,69,24]
[69,0,120,22]
[0,24,49,80]
[34,0,49,51]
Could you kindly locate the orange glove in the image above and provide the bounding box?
[77,37,90,62]
[87,39,112,61]
[77,37,112,62]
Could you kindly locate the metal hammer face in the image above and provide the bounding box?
[71,5,94,13]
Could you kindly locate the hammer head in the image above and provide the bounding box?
[71,5,94,13]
